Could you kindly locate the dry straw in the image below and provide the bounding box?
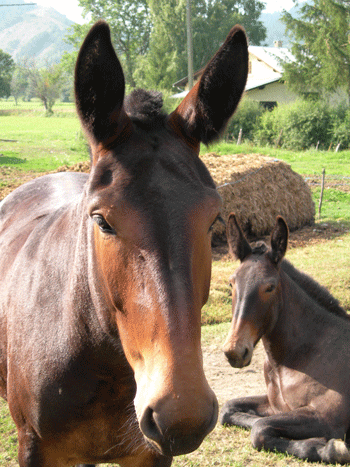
[201,153,315,240]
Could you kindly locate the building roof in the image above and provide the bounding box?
[248,46,295,73]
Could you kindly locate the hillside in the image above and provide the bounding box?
[0,0,73,65]
[261,3,304,47]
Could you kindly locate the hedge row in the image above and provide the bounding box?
[226,98,350,151]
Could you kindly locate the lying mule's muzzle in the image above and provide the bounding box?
[223,344,253,368]
[223,334,254,368]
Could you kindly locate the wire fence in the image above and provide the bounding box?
[304,174,350,192]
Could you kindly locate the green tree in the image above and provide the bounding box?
[62,23,92,75]
[135,0,186,90]
[137,0,266,91]
[28,64,64,115]
[77,0,151,87]
[11,62,30,105]
[0,50,15,98]
[281,0,350,99]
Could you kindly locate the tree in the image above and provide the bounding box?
[77,0,151,87]
[136,0,266,91]
[281,0,350,99]
[135,0,186,90]
[11,61,32,105]
[28,64,65,115]
[0,50,15,98]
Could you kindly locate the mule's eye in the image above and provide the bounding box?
[92,214,116,234]
[265,284,275,293]
[209,215,225,232]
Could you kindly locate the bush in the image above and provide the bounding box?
[225,98,265,142]
[329,103,350,149]
[254,100,335,150]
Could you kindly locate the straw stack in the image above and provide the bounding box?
[202,153,315,241]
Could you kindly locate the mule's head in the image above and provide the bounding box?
[223,213,288,368]
[75,21,248,457]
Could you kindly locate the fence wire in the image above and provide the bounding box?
[304,175,350,191]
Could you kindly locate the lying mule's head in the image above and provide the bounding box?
[75,22,248,457]
[223,214,289,368]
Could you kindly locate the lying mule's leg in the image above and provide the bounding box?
[220,395,272,429]
[251,407,349,464]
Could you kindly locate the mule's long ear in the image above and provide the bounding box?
[75,21,131,150]
[227,213,251,262]
[169,25,248,147]
[270,216,289,265]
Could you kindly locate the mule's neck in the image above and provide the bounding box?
[262,267,341,367]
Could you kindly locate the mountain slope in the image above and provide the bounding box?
[0,0,73,65]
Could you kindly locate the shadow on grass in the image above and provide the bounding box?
[0,155,26,165]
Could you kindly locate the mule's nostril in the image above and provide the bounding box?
[242,347,249,360]
[139,406,163,451]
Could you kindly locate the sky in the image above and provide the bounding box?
[24,0,296,24]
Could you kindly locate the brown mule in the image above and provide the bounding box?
[220,213,350,464]
[0,21,248,467]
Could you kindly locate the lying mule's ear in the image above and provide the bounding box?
[270,216,289,265]
[227,213,252,262]
[169,25,248,147]
[75,21,131,152]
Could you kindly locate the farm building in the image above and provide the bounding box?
[172,42,297,107]
[244,43,297,109]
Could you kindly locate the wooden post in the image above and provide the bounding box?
[315,141,319,151]
[237,128,242,145]
[275,129,283,148]
[318,168,325,220]
[186,0,193,90]
[335,142,341,152]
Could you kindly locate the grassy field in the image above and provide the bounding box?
[1,105,350,466]
[0,100,88,174]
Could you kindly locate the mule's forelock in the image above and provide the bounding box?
[124,89,167,128]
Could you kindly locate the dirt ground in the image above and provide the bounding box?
[203,336,266,409]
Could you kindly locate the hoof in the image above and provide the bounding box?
[321,439,350,464]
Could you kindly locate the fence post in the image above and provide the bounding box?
[318,168,325,219]
[237,128,242,145]
[275,129,283,148]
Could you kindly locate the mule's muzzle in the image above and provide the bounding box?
[224,345,252,368]
[140,396,218,456]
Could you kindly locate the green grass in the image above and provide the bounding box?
[0,114,88,173]
[0,399,17,466]
[0,97,76,115]
[312,187,350,221]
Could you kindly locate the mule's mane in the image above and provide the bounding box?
[281,258,349,320]
[124,89,167,129]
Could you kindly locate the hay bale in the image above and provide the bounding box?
[202,153,315,240]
